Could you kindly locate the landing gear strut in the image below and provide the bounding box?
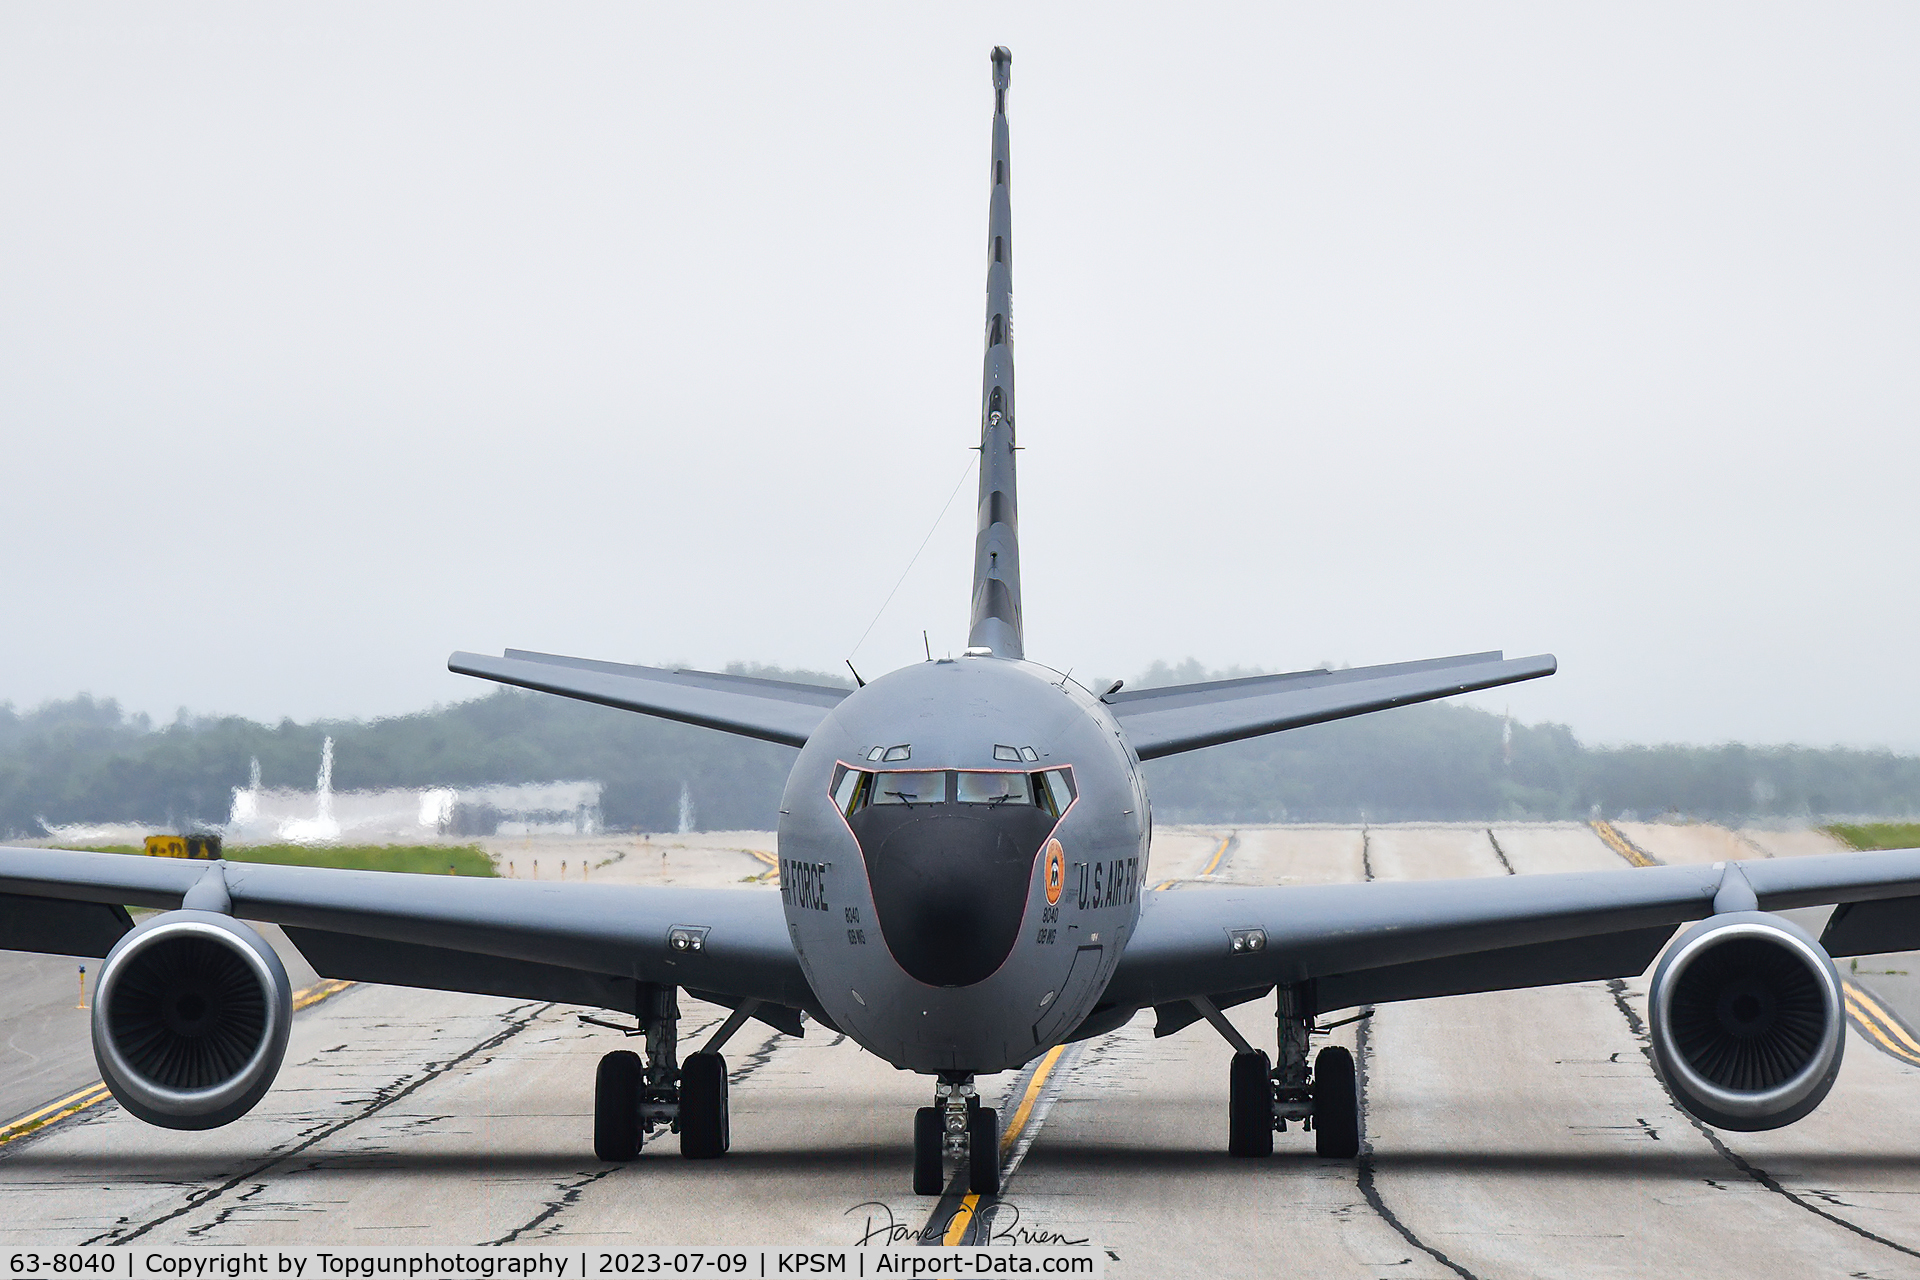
[912,1074,1000,1195]
[591,985,744,1162]
[1202,985,1362,1159]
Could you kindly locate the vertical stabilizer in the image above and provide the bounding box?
[968,46,1024,659]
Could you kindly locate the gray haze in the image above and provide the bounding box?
[3,4,1917,749]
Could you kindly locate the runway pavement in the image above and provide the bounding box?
[5,824,1920,1276]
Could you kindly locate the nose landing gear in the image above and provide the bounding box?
[913,1074,1000,1195]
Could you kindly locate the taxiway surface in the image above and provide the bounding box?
[5,825,1920,1277]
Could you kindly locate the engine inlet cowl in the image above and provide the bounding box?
[91,909,292,1130]
[1648,912,1843,1132]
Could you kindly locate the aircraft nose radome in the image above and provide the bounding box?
[851,810,1048,988]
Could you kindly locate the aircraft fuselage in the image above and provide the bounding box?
[776,654,1149,1074]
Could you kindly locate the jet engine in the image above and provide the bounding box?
[1648,911,1843,1131]
[91,910,293,1129]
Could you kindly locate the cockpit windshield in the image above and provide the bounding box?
[833,764,1075,818]
[871,771,947,806]
[956,771,1031,806]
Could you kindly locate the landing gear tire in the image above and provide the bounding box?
[1228,1049,1274,1157]
[680,1051,730,1159]
[594,1050,642,1162]
[968,1106,1001,1195]
[1312,1045,1359,1159]
[913,1106,944,1195]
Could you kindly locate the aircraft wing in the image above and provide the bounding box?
[1105,651,1557,761]
[448,649,851,748]
[1105,848,1920,1022]
[0,846,819,1032]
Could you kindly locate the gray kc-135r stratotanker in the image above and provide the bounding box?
[6,47,1920,1198]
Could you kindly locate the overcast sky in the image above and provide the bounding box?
[4,4,1917,749]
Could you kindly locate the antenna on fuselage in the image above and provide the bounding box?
[966,46,1024,661]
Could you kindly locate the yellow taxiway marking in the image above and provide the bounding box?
[940,1043,1070,1245]
[1200,835,1232,877]
[744,849,778,882]
[1592,820,1659,867]
[0,1083,112,1148]
[1844,980,1920,1067]
[293,978,353,1011]
[0,976,354,1151]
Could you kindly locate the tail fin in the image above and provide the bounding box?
[968,46,1024,659]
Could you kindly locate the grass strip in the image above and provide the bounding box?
[58,843,497,876]
[1826,823,1920,852]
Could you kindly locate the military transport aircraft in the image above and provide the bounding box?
[4,47,1920,1199]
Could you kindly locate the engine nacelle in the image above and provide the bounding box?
[91,910,293,1130]
[1648,911,1843,1132]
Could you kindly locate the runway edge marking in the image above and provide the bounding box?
[0,977,354,1153]
[1843,979,1920,1068]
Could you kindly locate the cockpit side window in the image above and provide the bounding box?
[1036,768,1076,817]
[957,770,1033,806]
[832,766,868,815]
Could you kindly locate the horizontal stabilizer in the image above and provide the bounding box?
[1106,650,1557,760]
[448,649,849,748]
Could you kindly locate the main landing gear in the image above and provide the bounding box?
[913,1074,1000,1196]
[591,984,754,1162]
[1199,985,1362,1159]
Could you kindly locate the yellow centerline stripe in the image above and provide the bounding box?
[940,1044,1070,1246]
[1201,835,1232,877]
[1591,820,1659,867]
[942,1194,981,1246]
[0,975,354,1150]
[1000,1045,1065,1156]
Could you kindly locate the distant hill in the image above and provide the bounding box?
[4,662,1919,837]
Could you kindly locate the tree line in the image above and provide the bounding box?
[4,662,1918,838]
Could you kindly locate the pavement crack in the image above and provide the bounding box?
[1350,830,1482,1277]
[484,1166,619,1245]
[1484,830,1515,875]
[727,1030,784,1086]
[1605,978,1920,1261]
[1355,1017,1482,1280]
[183,1182,267,1239]
[83,1001,551,1246]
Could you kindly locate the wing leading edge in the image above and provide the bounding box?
[1107,846,1920,1024]
[0,845,819,1028]
[1106,650,1557,761]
